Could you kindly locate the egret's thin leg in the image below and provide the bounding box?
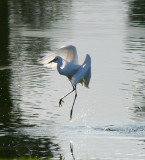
[70,86,77,120]
[59,83,75,107]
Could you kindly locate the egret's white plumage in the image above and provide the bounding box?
[41,45,91,119]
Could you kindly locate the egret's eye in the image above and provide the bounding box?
[54,58,58,61]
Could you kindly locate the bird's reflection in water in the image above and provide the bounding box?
[59,142,75,160]
[70,141,75,160]
[59,154,65,160]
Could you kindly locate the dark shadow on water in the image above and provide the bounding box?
[128,0,145,27]
[0,0,12,128]
[123,0,145,122]
[0,0,9,66]
[0,135,55,159]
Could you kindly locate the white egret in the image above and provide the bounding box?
[41,45,91,119]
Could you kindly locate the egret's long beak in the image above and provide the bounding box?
[48,58,58,64]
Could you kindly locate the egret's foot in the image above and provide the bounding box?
[59,98,64,107]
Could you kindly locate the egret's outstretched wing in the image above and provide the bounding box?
[40,45,78,68]
[57,45,78,64]
[71,54,91,87]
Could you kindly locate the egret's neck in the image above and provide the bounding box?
[57,60,64,75]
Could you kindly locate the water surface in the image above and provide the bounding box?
[0,0,145,159]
